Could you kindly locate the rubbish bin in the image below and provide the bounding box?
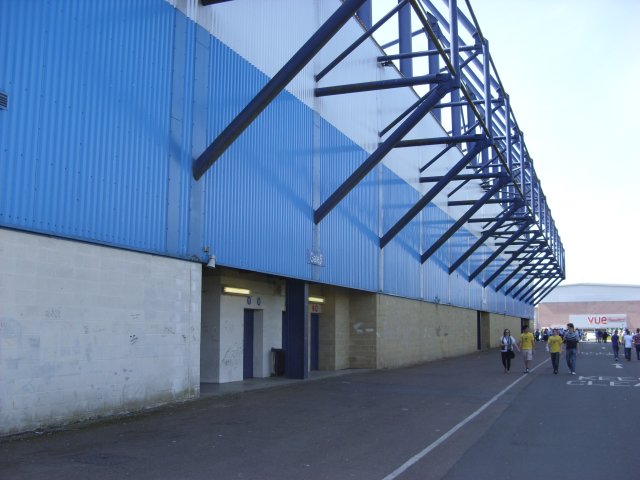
[271,348,285,376]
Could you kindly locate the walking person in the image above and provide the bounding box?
[611,330,620,361]
[622,329,634,361]
[518,326,535,374]
[633,329,640,360]
[499,329,520,373]
[563,323,580,375]
[547,328,563,374]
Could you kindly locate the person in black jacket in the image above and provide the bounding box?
[563,323,580,374]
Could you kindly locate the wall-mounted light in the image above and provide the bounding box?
[223,286,251,296]
[308,296,325,304]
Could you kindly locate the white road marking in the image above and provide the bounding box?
[381,360,549,480]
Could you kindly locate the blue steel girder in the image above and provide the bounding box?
[513,265,554,299]
[468,221,532,282]
[504,250,554,295]
[531,277,564,305]
[313,79,456,224]
[417,1,563,270]
[483,236,542,288]
[316,0,410,82]
[496,248,544,294]
[519,271,557,302]
[522,276,556,303]
[195,0,564,292]
[192,0,368,180]
[448,201,522,274]
[420,175,510,264]
[379,137,491,248]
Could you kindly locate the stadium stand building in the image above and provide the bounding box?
[0,0,564,434]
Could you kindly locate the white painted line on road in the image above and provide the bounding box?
[381,359,549,480]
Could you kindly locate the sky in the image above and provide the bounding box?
[374,0,640,286]
[468,0,640,286]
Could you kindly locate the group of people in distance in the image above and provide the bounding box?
[500,325,640,375]
[610,328,640,362]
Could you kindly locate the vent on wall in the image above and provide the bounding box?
[0,92,7,110]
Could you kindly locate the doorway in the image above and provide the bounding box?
[243,309,254,379]
[310,313,319,370]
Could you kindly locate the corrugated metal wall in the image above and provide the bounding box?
[317,121,378,291]
[381,167,421,299]
[0,0,534,318]
[0,0,175,253]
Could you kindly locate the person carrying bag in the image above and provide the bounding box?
[500,329,520,373]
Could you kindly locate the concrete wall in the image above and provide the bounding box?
[0,229,201,436]
[314,287,350,371]
[349,292,378,368]
[488,313,523,348]
[377,296,478,368]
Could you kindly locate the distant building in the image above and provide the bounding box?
[537,284,640,331]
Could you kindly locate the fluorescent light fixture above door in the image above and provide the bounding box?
[223,286,251,295]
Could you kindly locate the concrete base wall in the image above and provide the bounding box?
[377,296,478,368]
[349,292,378,368]
[488,313,523,348]
[0,229,201,436]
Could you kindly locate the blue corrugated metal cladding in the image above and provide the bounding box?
[0,0,532,316]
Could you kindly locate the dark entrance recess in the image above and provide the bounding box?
[310,313,320,370]
[243,309,254,379]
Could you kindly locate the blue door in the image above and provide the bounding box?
[243,309,254,379]
[310,313,319,371]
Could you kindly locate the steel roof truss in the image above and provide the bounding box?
[483,237,541,288]
[448,201,520,274]
[469,221,531,282]
[193,0,368,180]
[379,137,490,248]
[314,80,455,224]
[420,175,509,264]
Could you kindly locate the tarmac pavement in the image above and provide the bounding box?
[1,341,638,479]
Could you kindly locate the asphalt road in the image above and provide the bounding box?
[2,342,638,479]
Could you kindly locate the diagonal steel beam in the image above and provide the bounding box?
[420,176,508,264]
[448,198,514,207]
[420,172,500,182]
[521,276,555,303]
[314,80,455,224]
[192,0,367,180]
[492,243,544,291]
[530,277,563,305]
[483,236,540,288]
[468,221,531,282]
[448,201,520,274]
[513,276,542,301]
[396,134,485,148]
[315,73,450,96]
[505,251,552,295]
[317,0,409,82]
[379,137,490,248]
[513,269,550,299]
